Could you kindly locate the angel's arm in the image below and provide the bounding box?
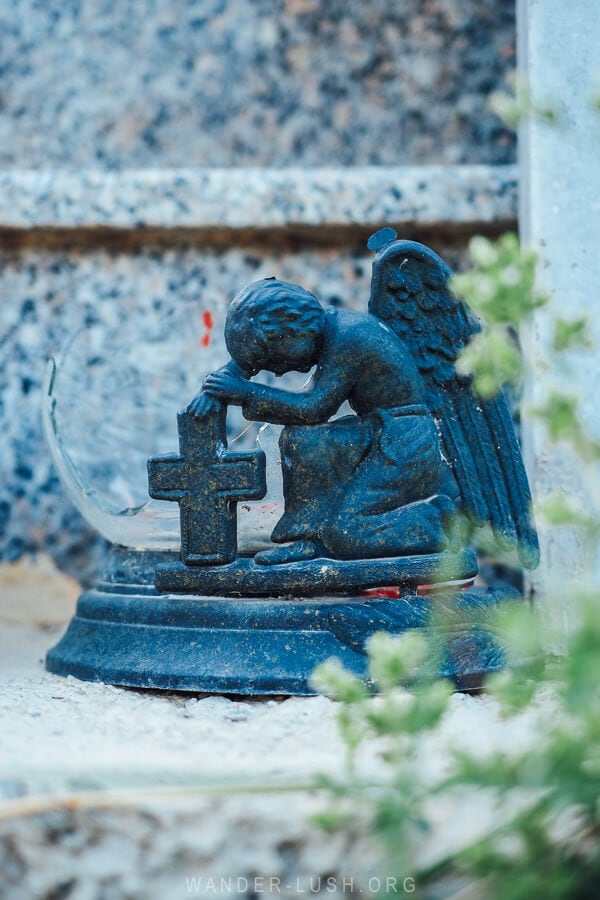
[203,358,357,426]
[186,359,241,418]
[243,366,352,425]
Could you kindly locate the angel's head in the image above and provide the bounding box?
[225,278,325,376]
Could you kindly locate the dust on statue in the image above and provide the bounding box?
[147,228,538,599]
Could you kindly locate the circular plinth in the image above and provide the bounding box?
[46,550,519,694]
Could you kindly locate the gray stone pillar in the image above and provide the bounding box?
[518,0,600,634]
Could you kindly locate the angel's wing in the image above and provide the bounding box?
[367,232,539,569]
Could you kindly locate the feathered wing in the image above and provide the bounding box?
[368,237,539,569]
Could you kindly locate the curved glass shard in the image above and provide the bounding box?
[42,306,283,551]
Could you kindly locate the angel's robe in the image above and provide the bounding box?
[269,404,458,559]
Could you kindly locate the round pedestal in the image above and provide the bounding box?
[46,550,519,695]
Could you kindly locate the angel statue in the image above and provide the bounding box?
[47,229,539,694]
[189,228,539,572]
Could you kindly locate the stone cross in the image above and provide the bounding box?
[147,407,266,565]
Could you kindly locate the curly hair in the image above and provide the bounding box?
[225,278,325,367]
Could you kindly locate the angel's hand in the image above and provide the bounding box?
[186,392,221,419]
[203,369,251,405]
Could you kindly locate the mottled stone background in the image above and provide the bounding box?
[0,0,517,582]
[0,0,515,168]
[1,235,474,580]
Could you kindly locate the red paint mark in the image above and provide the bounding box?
[199,309,215,349]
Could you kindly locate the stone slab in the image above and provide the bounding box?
[518,0,600,637]
[0,621,555,898]
[154,549,478,596]
[0,0,516,170]
[0,165,517,231]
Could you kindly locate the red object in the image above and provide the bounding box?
[361,579,475,600]
[361,586,403,599]
[199,310,214,348]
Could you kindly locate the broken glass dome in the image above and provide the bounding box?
[43,301,284,553]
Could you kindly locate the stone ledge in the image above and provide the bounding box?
[0,165,517,231]
[0,622,552,898]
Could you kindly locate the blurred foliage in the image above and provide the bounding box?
[489,72,560,129]
[313,209,600,896]
[453,233,547,397]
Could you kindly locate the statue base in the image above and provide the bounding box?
[155,547,478,597]
[46,548,520,694]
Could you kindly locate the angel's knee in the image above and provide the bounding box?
[324,496,452,560]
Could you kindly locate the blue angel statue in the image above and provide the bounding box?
[189,230,539,571]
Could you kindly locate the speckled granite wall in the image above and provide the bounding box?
[0,0,517,581]
[1,235,477,581]
[0,0,515,169]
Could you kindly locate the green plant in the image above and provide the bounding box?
[312,227,600,898]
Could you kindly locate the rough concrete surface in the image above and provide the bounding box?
[518,0,600,639]
[0,557,555,898]
[0,555,79,626]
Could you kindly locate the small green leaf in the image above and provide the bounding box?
[538,494,600,536]
[311,808,353,831]
[457,328,522,397]
[489,74,560,128]
[367,631,427,689]
[310,659,368,703]
[532,391,600,459]
[553,317,593,353]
